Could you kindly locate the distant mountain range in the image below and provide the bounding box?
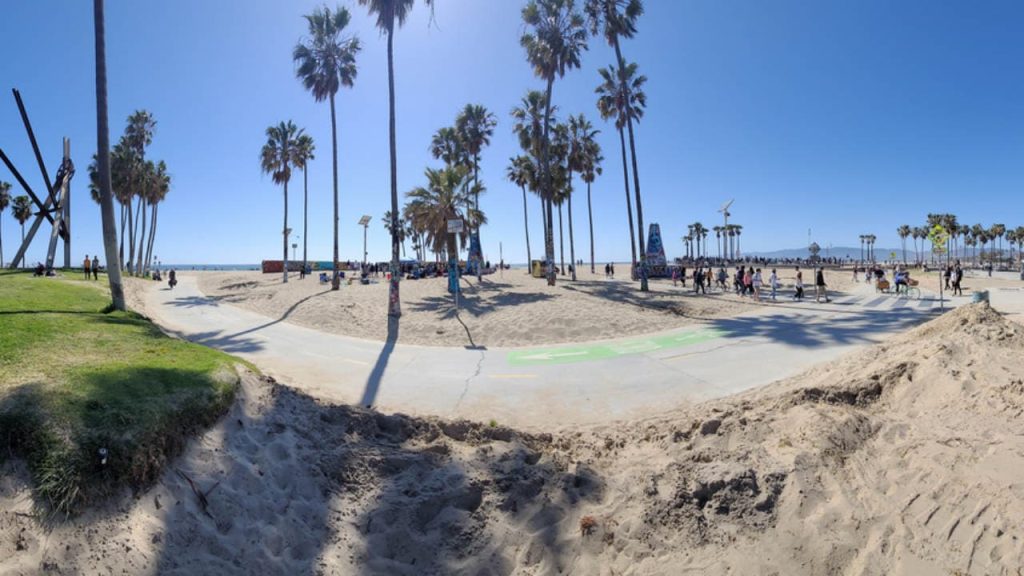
[745,246,904,259]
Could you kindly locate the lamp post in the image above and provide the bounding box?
[358,215,371,273]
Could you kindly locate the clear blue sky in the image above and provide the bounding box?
[2,0,1023,266]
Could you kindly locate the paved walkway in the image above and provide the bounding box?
[145,276,958,430]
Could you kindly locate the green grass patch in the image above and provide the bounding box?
[0,270,241,517]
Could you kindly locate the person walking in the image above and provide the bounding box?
[752,268,763,302]
[794,266,804,300]
[168,269,177,290]
[610,263,615,279]
[672,266,679,287]
[82,255,91,280]
[743,267,753,297]
[815,267,830,302]
[695,267,706,294]
[769,268,779,301]
[92,255,99,280]
[953,264,964,296]
[604,263,610,278]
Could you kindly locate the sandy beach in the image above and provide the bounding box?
[4,302,1023,574]
[190,267,858,347]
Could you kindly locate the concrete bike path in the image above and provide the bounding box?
[144,275,951,430]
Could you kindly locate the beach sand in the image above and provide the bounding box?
[190,266,856,347]
[4,302,1023,574]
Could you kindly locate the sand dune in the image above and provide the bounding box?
[3,303,1023,574]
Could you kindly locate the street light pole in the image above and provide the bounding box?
[358,215,371,274]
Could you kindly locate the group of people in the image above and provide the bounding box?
[81,255,101,280]
[603,263,617,278]
[670,264,829,303]
[943,262,965,296]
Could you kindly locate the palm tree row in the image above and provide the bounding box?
[86,112,170,277]
[858,234,877,262]
[894,214,1024,268]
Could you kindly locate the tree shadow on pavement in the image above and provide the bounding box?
[360,316,398,408]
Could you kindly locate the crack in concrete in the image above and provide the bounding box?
[453,349,486,415]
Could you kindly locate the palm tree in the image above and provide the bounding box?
[294,134,315,272]
[12,196,32,245]
[381,210,407,257]
[0,181,10,267]
[294,5,361,291]
[123,110,156,275]
[511,90,555,265]
[897,224,910,264]
[260,121,304,284]
[579,122,603,274]
[430,126,465,168]
[506,155,536,270]
[405,166,484,292]
[521,0,588,286]
[712,225,722,260]
[596,62,649,285]
[455,104,497,279]
[357,0,434,316]
[563,114,596,281]
[91,0,126,307]
[142,160,170,275]
[991,223,1006,265]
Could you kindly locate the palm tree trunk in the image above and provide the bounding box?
[118,202,125,269]
[568,181,577,281]
[558,203,565,275]
[330,94,340,291]
[615,37,647,292]
[474,156,482,282]
[587,180,595,274]
[127,196,137,274]
[536,78,558,286]
[21,224,25,244]
[282,178,289,284]
[92,0,125,310]
[136,196,147,276]
[144,201,157,273]
[303,165,308,272]
[386,27,401,316]
[147,203,158,272]
[0,218,4,268]
[521,185,532,270]
[616,126,637,272]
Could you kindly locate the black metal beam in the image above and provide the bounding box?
[12,89,56,204]
[0,147,54,225]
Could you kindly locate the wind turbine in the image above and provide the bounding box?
[718,199,734,260]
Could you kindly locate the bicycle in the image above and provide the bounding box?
[895,283,921,300]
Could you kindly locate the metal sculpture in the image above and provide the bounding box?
[0,89,73,270]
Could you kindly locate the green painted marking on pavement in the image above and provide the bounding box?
[507,328,726,366]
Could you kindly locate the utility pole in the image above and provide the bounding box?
[358,215,371,273]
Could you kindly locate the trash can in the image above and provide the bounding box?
[972,290,989,304]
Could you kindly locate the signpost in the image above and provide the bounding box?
[447,219,464,312]
[929,224,949,310]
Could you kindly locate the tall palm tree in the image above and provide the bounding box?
[550,122,571,276]
[506,155,536,270]
[579,123,603,274]
[587,0,648,289]
[260,121,304,284]
[734,225,743,259]
[91,0,126,308]
[123,110,156,275]
[295,5,361,291]
[0,181,10,268]
[294,134,316,272]
[358,0,434,316]
[405,166,483,291]
[455,104,497,279]
[12,196,32,244]
[596,64,643,280]
[564,114,596,281]
[521,0,588,286]
[897,224,911,264]
[991,223,1006,265]
[142,160,170,275]
[511,90,555,264]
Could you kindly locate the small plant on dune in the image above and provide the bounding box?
[489,419,498,428]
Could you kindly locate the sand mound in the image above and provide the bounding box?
[3,304,1023,575]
